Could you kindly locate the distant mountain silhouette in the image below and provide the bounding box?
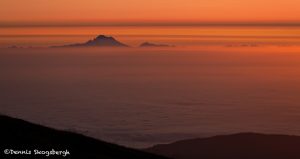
[7,45,19,49]
[140,42,173,47]
[53,35,129,48]
[145,133,300,159]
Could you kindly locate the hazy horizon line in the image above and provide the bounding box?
[1,21,300,28]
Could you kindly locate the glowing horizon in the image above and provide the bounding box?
[1,21,300,28]
[1,0,300,27]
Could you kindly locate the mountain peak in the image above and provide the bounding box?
[95,35,113,40]
[85,35,128,47]
[52,35,129,48]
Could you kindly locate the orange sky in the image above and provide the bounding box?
[0,0,300,26]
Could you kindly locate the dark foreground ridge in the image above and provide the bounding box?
[145,132,300,159]
[0,115,167,159]
[3,114,300,159]
[52,35,129,48]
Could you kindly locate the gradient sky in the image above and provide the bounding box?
[0,0,300,26]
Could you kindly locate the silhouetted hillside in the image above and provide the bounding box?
[3,114,300,159]
[52,35,129,48]
[0,115,167,159]
[146,133,300,159]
